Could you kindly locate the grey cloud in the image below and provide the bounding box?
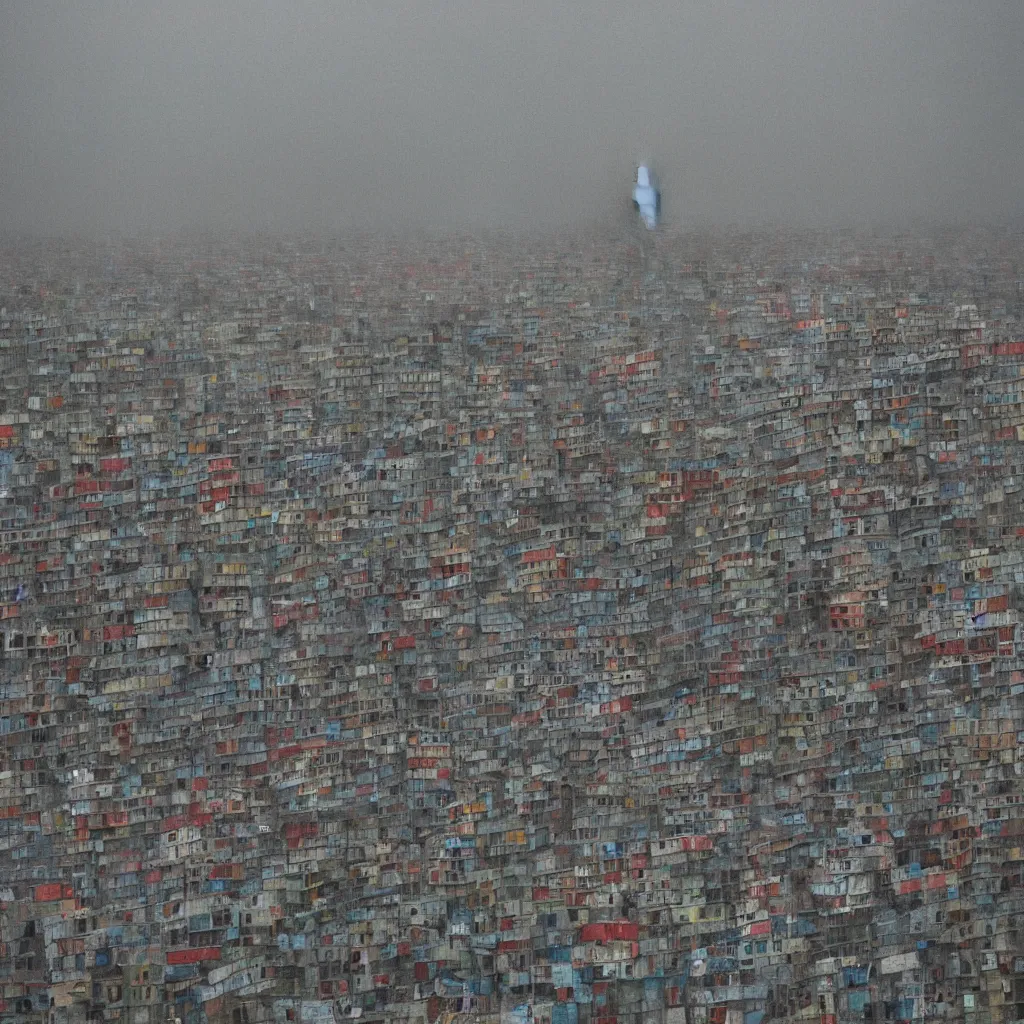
[1,0,1021,235]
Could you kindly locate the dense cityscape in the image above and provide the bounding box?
[0,227,1023,1024]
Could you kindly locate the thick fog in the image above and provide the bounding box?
[2,0,1021,235]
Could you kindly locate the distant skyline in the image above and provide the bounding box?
[2,1,1022,236]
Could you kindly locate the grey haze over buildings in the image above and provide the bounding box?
[1,0,1022,236]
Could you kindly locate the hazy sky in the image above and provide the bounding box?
[2,1,1022,235]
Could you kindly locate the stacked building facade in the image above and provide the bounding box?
[0,230,1023,1024]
